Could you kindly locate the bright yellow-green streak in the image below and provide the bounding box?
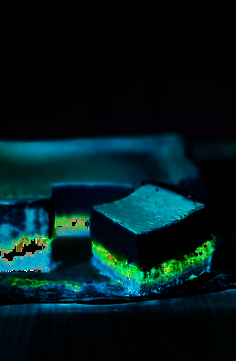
[92,236,215,285]
[0,277,80,292]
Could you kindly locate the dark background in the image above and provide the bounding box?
[1,8,236,361]
[3,6,235,141]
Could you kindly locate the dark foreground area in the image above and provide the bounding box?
[0,290,236,361]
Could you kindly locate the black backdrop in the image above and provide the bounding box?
[1,9,236,361]
[3,7,235,141]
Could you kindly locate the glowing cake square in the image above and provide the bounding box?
[90,184,214,273]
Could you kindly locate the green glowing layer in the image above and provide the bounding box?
[0,234,52,255]
[55,214,90,235]
[92,236,215,285]
[0,277,81,292]
[0,213,90,255]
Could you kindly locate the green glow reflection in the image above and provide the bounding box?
[0,277,81,292]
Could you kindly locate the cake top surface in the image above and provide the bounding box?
[93,184,205,234]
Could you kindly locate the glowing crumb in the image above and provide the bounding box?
[91,236,215,286]
[185,274,198,281]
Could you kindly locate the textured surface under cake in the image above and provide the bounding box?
[90,184,213,272]
[91,251,213,297]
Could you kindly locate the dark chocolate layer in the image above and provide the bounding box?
[52,183,134,216]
